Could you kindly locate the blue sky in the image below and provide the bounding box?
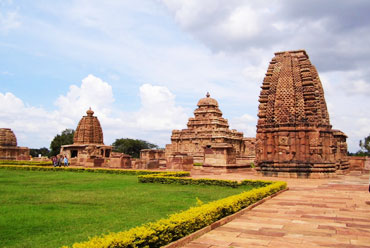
[1,0,370,152]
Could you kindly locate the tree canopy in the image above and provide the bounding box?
[30,147,50,157]
[112,138,158,158]
[349,134,370,156]
[355,134,370,156]
[49,129,75,156]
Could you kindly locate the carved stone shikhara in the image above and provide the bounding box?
[256,50,349,178]
[165,93,255,171]
[0,128,29,160]
[60,108,114,167]
[73,108,104,144]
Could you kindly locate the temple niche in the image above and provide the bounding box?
[61,108,130,168]
[0,128,30,160]
[256,50,349,178]
[165,93,256,171]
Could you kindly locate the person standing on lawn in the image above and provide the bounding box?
[52,156,57,167]
[59,155,64,167]
[64,156,68,167]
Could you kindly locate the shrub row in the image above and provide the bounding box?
[139,173,273,188]
[139,174,240,187]
[0,160,52,166]
[0,165,190,177]
[63,180,287,248]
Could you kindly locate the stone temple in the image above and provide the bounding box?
[165,93,255,171]
[0,128,29,160]
[60,108,114,167]
[256,50,349,178]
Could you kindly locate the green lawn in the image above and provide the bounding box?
[0,169,254,248]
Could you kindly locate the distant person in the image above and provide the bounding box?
[56,155,60,167]
[59,155,64,167]
[52,156,57,167]
[64,156,69,167]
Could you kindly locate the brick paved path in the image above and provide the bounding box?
[184,171,370,248]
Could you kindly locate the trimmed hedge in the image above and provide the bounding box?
[0,160,52,166]
[139,173,272,188]
[0,165,190,177]
[139,174,239,187]
[62,180,286,248]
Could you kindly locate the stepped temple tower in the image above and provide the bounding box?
[0,128,29,160]
[165,93,255,171]
[60,108,113,167]
[256,50,349,178]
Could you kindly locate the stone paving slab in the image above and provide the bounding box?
[183,171,370,248]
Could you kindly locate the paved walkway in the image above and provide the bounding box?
[184,171,370,248]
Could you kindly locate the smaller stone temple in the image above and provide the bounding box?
[165,93,256,171]
[255,50,349,178]
[132,149,166,169]
[60,108,115,167]
[333,129,350,172]
[0,128,30,160]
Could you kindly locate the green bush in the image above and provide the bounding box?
[0,160,52,166]
[0,165,190,177]
[193,162,203,166]
[139,173,274,188]
[139,175,240,187]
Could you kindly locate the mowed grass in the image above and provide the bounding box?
[0,169,255,248]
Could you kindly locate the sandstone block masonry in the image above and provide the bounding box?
[256,50,349,178]
[165,93,255,171]
[0,128,29,160]
[60,108,115,167]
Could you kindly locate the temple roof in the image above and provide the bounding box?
[257,50,330,128]
[197,92,219,107]
[0,128,17,147]
[73,108,104,145]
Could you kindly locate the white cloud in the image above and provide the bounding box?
[229,114,257,138]
[136,84,188,131]
[1,75,189,148]
[1,0,370,153]
[55,74,114,120]
[344,80,370,96]
[0,9,21,33]
[221,5,260,40]
[0,92,62,148]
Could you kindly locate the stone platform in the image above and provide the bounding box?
[182,171,370,248]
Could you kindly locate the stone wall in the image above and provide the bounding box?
[348,156,370,171]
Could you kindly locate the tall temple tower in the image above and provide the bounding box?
[256,50,348,178]
[166,93,255,170]
[60,108,112,167]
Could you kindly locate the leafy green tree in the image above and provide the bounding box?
[112,138,158,158]
[49,129,75,156]
[30,147,50,157]
[359,135,370,153]
[354,134,370,156]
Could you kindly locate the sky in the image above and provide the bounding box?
[0,0,369,152]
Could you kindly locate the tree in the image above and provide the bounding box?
[354,134,370,156]
[49,129,75,156]
[112,138,158,158]
[30,147,50,157]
